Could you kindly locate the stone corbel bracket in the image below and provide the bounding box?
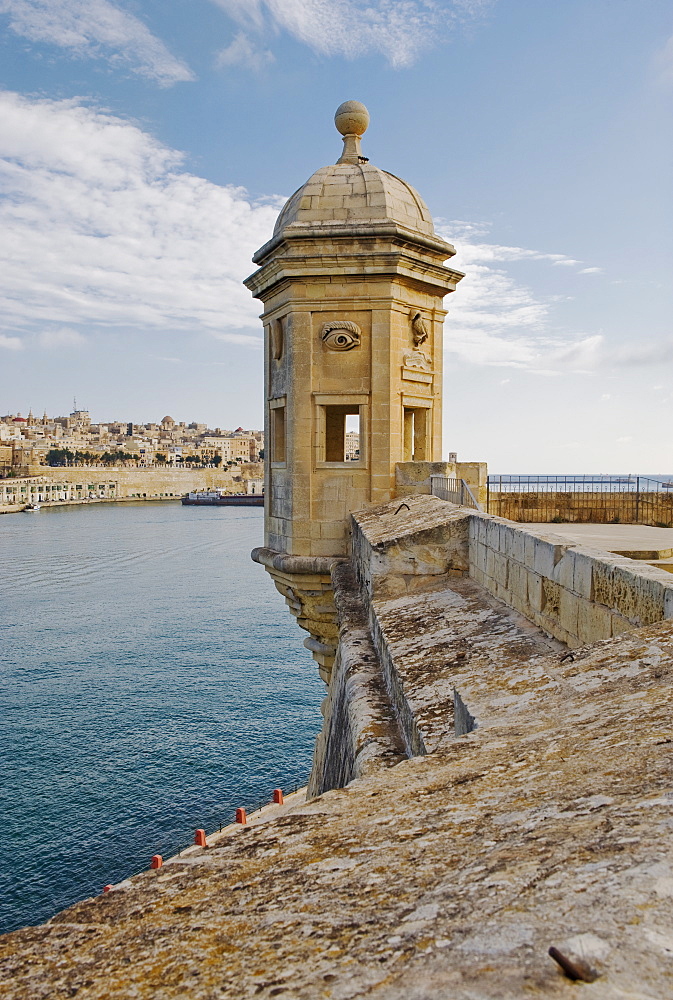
[252,546,346,682]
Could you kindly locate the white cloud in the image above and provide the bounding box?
[0,0,194,85]
[439,223,574,371]
[216,31,275,71]
[210,0,492,68]
[37,327,87,348]
[0,333,23,350]
[655,33,673,86]
[580,266,602,274]
[437,221,664,376]
[0,91,281,342]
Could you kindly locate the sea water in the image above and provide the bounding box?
[0,502,323,934]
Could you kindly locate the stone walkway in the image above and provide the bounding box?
[532,522,673,572]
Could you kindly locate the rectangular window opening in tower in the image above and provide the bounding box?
[324,405,359,462]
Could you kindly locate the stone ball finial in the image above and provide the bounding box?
[334,101,369,137]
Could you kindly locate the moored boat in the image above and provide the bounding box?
[181,490,263,506]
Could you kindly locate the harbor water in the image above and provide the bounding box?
[0,502,323,934]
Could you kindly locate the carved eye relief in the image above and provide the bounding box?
[321,320,361,352]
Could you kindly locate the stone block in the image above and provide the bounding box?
[508,527,527,564]
[611,612,635,637]
[513,593,532,618]
[320,522,347,540]
[486,519,500,549]
[472,542,486,573]
[541,578,561,618]
[498,523,515,558]
[471,514,489,545]
[577,599,613,644]
[552,551,575,592]
[533,538,564,579]
[570,547,596,600]
[558,589,580,640]
[526,570,544,612]
[508,560,527,601]
[493,553,509,588]
[666,588,673,620]
[523,531,538,569]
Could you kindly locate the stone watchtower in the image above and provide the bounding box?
[248,102,464,678]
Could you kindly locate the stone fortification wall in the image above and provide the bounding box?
[36,467,240,498]
[489,489,673,526]
[395,460,487,507]
[307,562,406,797]
[469,513,673,647]
[0,469,244,514]
[310,495,673,794]
[5,495,673,998]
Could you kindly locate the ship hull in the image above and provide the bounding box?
[181,495,263,506]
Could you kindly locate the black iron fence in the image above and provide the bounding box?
[486,476,673,526]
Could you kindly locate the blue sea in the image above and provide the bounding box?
[0,502,323,935]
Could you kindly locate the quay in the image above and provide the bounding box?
[0,468,263,514]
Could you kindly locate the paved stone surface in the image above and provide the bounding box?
[2,617,673,999]
[531,522,673,559]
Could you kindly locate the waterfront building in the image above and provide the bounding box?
[0,410,263,477]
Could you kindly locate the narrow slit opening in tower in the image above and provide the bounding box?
[403,407,428,462]
[272,405,286,463]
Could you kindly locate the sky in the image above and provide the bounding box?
[0,0,671,472]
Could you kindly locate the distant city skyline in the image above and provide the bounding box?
[3,402,259,431]
[1,1,671,471]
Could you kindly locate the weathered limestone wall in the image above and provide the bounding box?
[33,467,239,498]
[490,489,673,526]
[351,494,470,601]
[395,460,487,506]
[307,562,406,796]
[311,496,673,796]
[469,513,673,647]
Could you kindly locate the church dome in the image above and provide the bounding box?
[272,101,436,240]
[273,162,435,238]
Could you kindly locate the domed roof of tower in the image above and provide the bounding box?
[272,101,436,240]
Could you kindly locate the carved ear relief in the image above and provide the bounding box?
[320,320,361,352]
[410,310,429,347]
[270,318,284,360]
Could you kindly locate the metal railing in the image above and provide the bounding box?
[430,476,482,511]
[485,475,673,526]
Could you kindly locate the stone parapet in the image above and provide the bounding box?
[489,489,673,526]
[468,512,673,646]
